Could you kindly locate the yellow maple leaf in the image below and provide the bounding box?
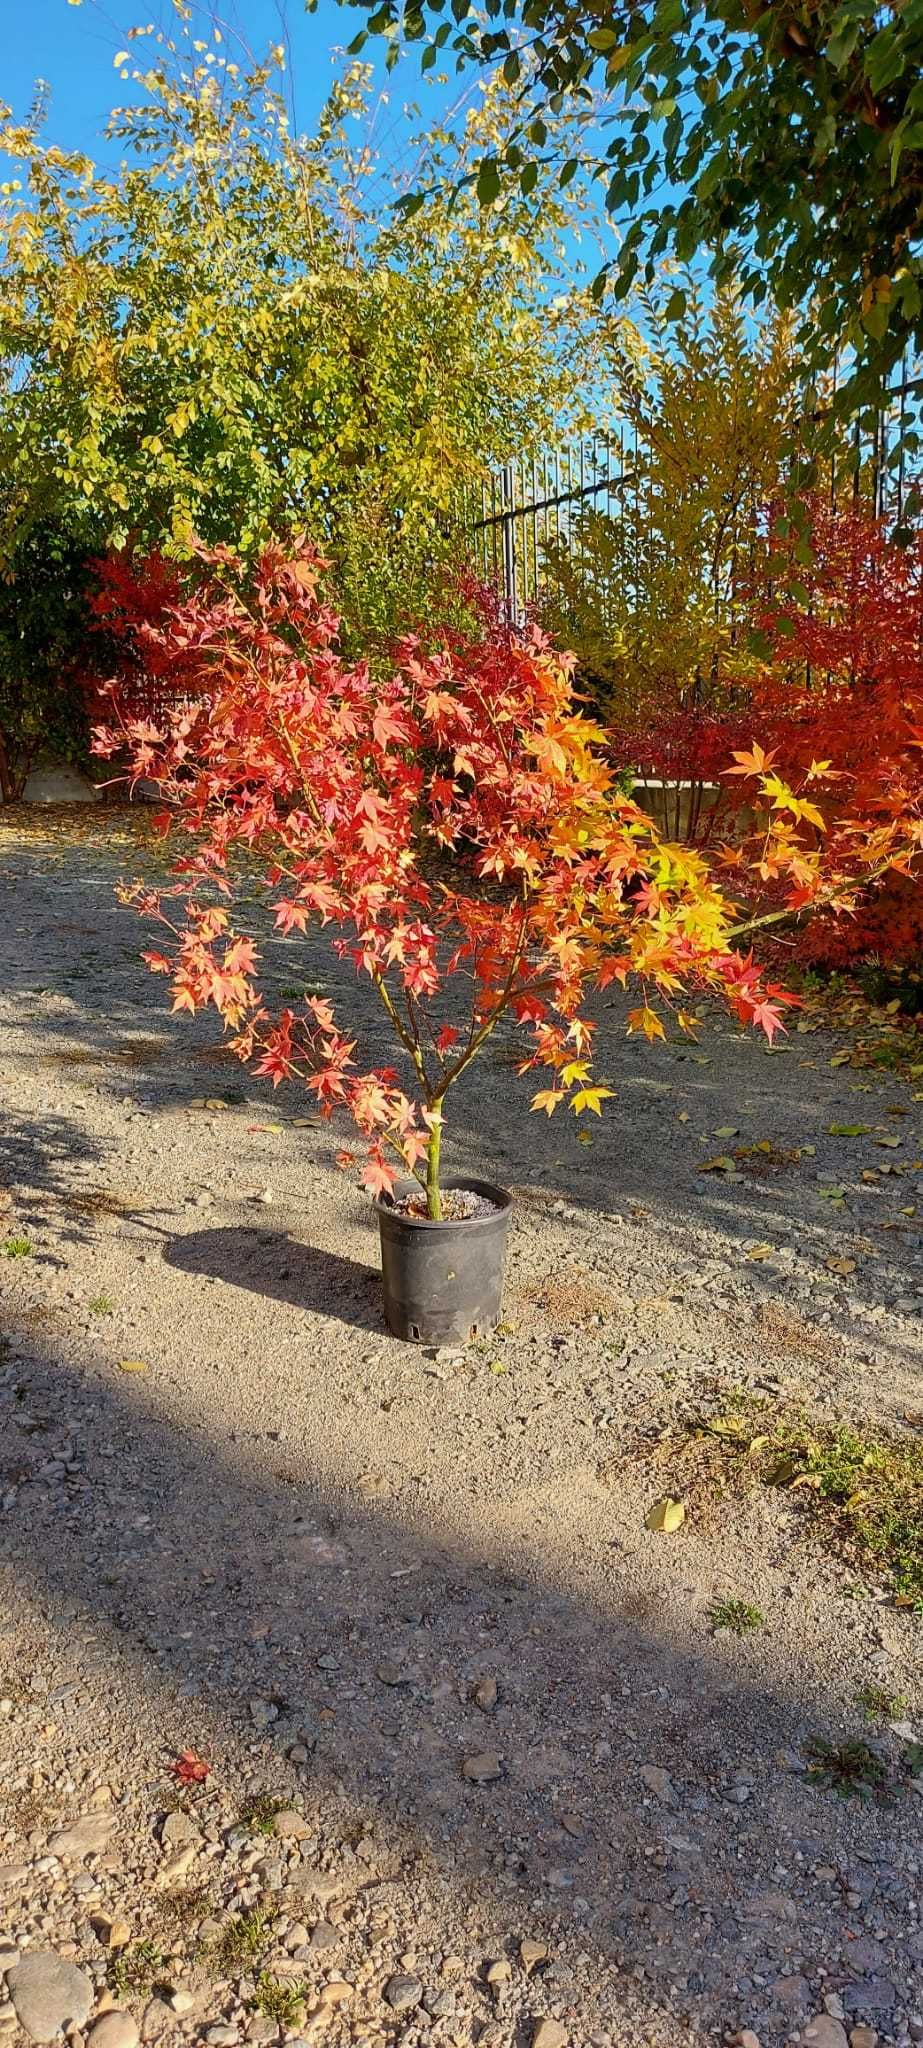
[531,1088,565,1115]
[571,1086,615,1116]
[627,1005,666,1043]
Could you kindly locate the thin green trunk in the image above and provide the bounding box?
[425,1106,443,1221]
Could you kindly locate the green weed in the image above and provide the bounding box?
[252,1975,307,2026]
[805,1736,890,1800]
[207,1909,269,1974]
[856,1682,908,1723]
[238,1792,285,1836]
[3,1236,32,1259]
[709,1597,764,1636]
[107,1941,164,1999]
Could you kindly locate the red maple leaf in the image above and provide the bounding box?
[169,1748,210,1785]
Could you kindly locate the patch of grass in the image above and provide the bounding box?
[239,1792,285,1836]
[107,1940,164,1999]
[660,1395,923,1609]
[252,1974,307,2026]
[805,1736,892,1801]
[207,1908,270,1974]
[709,1597,764,1636]
[153,1883,215,1941]
[88,1293,114,1316]
[856,1682,908,1723]
[3,1236,32,1259]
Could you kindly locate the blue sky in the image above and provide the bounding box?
[2,0,456,168]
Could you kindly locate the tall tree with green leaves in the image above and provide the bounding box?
[0,28,595,790]
[345,0,923,434]
[0,30,589,638]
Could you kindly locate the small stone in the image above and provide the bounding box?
[250,1700,277,1730]
[733,2033,761,2048]
[375,1664,409,1688]
[519,1943,548,1976]
[7,1954,94,2041]
[272,1811,310,1842]
[640,1765,676,1807]
[285,1928,309,1954]
[310,1923,339,1951]
[246,2022,276,2046]
[774,1977,810,2013]
[485,1961,511,1987]
[462,1752,502,1784]
[532,2022,566,2048]
[48,1816,116,1860]
[160,1810,198,1849]
[473,1678,498,1712]
[850,2031,878,2048]
[383,1977,422,2014]
[140,2001,174,2043]
[424,1992,456,2020]
[87,2013,140,2048]
[205,2029,239,2046]
[802,2020,848,2048]
[255,1188,274,1206]
[0,1950,21,1974]
[169,1992,195,2017]
[317,1985,353,2008]
[156,1846,198,1886]
[91,1919,131,1953]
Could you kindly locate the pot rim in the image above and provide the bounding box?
[376,1175,512,1230]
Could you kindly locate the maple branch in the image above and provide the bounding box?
[723,855,901,942]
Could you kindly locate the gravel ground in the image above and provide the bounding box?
[0,809,921,2048]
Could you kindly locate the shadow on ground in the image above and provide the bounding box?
[1,1334,915,2046]
[166,1226,382,1332]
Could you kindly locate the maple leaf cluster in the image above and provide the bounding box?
[94,538,801,1202]
[711,498,923,955]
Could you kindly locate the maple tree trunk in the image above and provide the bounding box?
[425,1106,443,1222]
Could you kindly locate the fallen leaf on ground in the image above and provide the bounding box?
[646,1497,686,1533]
[118,1358,148,1373]
[169,1749,210,1784]
[829,1124,871,1137]
[699,1155,736,1173]
[766,1452,803,1485]
[825,1255,857,1275]
[746,1243,775,1261]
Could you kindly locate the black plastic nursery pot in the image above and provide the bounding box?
[375,1177,513,1344]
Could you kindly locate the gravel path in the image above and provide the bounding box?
[0,810,921,2048]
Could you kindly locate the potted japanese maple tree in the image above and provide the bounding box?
[95,541,796,1342]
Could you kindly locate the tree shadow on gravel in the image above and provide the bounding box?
[166,1226,383,1333]
[0,1337,915,2047]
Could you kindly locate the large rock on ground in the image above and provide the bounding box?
[7,1953,94,2040]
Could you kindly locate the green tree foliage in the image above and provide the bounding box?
[539,281,799,722]
[0,32,588,639]
[346,0,923,427]
[0,520,107,800]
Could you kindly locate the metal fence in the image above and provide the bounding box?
[461,372,923,626]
